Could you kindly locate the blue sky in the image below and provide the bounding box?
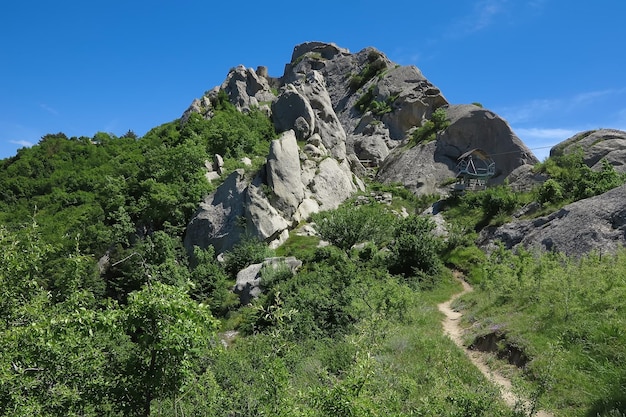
[1,1,625,161]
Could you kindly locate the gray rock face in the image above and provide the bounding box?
[376,104,538,195]
[550,129,626,173]
[309,158,357,210]
[184,170,247,255]
[233,257,302,305]
[245,179,290,242]
[272,86,315,140]
[297,71,347,159]
[479,184,626,257]
[376,65,448,140]
[221,65,276,111]
[266,130,305,217]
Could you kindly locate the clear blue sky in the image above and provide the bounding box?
[2,1,625,161]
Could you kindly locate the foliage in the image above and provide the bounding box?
[387,215,443,284]
[534,150,626,205]
[409,107,450,146]
[460,246,626,416]
[312,202,397,251]
[443,184,523,230]
[122,282,219,416]
[349,50,386,91]
[222,236,274,278]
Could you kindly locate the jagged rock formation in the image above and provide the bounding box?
[182,41,540,253]
[479,184,626,258]
[550,129,626,173]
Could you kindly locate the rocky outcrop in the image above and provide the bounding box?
[273,71,347,159]
[550,129,626,173]
[376,104,538,195]
[183,42,545,252]
[184,170,247,255]
[233,256,302,305]
[479,184,626,257]
[185,132,360,255]
[266,130,305,217]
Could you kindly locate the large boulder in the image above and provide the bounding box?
[309,158,358,210]
[479,184,626,257]
[376,104,538,195]
[272,86,315,139]
[184,170,248,255]
[245,177,291,242]
[233,256,303,305]
[376,65,448,140]
[266,130,305,217]
[550,129,626,173]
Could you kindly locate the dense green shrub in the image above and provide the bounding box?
[387,215,442,282]
[222,236,274,278]
[534,149,626,204]
[312,203,397,251]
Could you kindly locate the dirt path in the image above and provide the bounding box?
[438,274,554,417]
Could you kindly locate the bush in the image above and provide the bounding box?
[223,237,273,277]
[409,108,449,146]
[312,203,397,251]
[387,215,442,280]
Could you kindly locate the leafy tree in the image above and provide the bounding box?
[122,282,219,417]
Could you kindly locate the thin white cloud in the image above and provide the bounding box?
[514,127,577,141]
[512,127,576,161]
[499,88,626,124]
[10,139,35,148]
[499,98,561,124]
[571,88,626,106]
[40,103,59,115]
[448,0,510,36]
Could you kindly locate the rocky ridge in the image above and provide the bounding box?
[182,41,553,255]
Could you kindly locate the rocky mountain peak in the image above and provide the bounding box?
[183,41,540,253]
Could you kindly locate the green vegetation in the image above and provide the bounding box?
[2,88,626,416]
[349,50,387,91]
[354,85,398,116]
[452,246,626,416]
[409,107,450,146]
[534,149,626,206]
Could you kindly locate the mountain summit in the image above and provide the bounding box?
[183,42,538,253]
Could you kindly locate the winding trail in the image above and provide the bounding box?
[438,274,554,417]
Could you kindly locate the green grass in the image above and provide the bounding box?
[454,248,626,417]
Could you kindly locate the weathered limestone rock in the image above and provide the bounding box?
[376,65,448,140]
[479,184,626,257]
[245,179,290,242]
[221,65,276,111]
[184,170,248,255]
[353,134,389,166]
[550,129,626,173]
[297,71,347,159]
[266,130,304,217]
